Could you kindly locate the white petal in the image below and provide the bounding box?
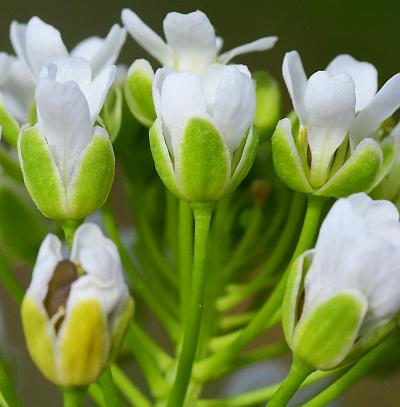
[282,51,308,125]
[71,223,122,284]
[215,37,224,53]
[40,57,92,89]
[35,78,92,182]
[28,234,63,303]
[71,37,103,60]
[0,56,35,122]
[85,65,117,123]
[326,54,377,111]
[83,25,126,76]
[158,71,208,156]
[208,64,256,152]
[0,53,13,85]
[219,36,278,64]
[121,8,173,66]
[67,222,126,317]
[10,22,30,74]
[17,17,68,77]
[350,73,400,146]
[304,71,356,168]
[163,11,217,73]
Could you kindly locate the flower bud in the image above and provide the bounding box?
[253,71,281,142]
[124,59,156,127]
[18,57,116,220]
[21,223,133,386]
[272,52,400,198]
[150,64,258,202]
[283,193,400,370]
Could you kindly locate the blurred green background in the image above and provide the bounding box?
[1,0,400,405]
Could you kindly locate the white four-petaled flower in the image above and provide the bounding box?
[11,16,126,78]
[280,51,400,187]
[150,64,258,201]
[122,9,277,74]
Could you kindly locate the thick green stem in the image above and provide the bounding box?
[98,368,121,407]
[62,387,86,407]
[0,254,24,305]
[0,360,23,407]
[267,358,313,407]
[167,204,213,407]
[179,200,194,322]
[195,194,325,382]
[302,330,400,407]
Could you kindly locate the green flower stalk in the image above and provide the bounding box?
[21,223,134,387]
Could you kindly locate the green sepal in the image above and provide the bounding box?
[272,119,313,193]
[178,117,230,202]
[0,184,46,262]
[282,250,314,347]
[315,138,382,198]
[18,125,66,219]
[226,127,259,195]
[0,103,20,148]
[253,71,281,142]
[109,296,135,361]
[21,296,57,384]
[60,300,108,386]
[149,119,186,200]
[102,84,123,142]
[69,130,115,220]
[293,291,367,370]
[124,59,156,128]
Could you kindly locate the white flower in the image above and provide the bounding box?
[22,223,133,385]
[10,16,126,78]
[154,63,256,156]
[18,57,116,220]
[35,57,116,182]
[281,51,400,186]
[121,9,277,74]
[303,193,400,336]
[0,53,34,122]
[150,63,258,201]
[28,223,128,320]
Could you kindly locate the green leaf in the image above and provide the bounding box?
[69,131,115,219]
[315,139,382,198]
[178,117,230,202]
[293,291,367,370]
[18,126,66,219]
[272,119,313,193]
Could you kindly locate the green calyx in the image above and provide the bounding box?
[293,291,367,370]
[18,126,115,221]
[272,120,383,198]
[124,59,156,128]
[101,84,123,142]
[22,293,133,387]
[0,103,20,148]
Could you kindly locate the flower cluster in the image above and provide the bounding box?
[0,6,399,407]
